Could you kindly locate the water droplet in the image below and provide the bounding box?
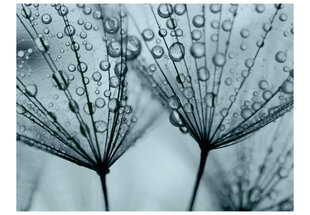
[167,96,181,110]
[241,108,252,119]
[25,84,38,97]
[183,87,194,99]
[225,77,232,85]
[76,87,85,96]
[92,71,102,82]
[35,35,49,52]
[198,67,209,81]
[107,41,121,58]
[191,30,202,40]
[157,4,173,18]
[104,17,119,34]
[64,25,76,37]
[17,104,26,114]
[240,28,250,38]
[69,99,79,113]
[124,36,141,60]
[169,110,183,127]
[83,102,96,115]
[166,18,178,29]
[192,15,204,28]
[255,4,265,13]
[210,4,221,13]
[279,13,287,21]
[99,60,111,71]
[142,29,154,41]
[77,62,88,73]
[114,62,128,76]
[275,51,287,63]
[53,70,69,90]
[280,80,293,94]
[95,97,106,108]
[174,4,186,15]
[95,120,107,133]
[108,98,119,112]
[41,13,52,24]
[213,52,226,66]
[169,42,185,62]
[222,20,232,31]
[110,76,120,88]
[158,28,167,37]
[259,80,269,90]
[190,42,205,58]
[151,45,164,59]
[245,58,254,68]
[176,74,185,84]
[263,90,272,100]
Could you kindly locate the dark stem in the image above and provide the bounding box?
[188,149,209,211]
[99,171,109,211]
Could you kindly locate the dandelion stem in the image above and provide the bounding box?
[188,149,209,211]
[99,170,109,211]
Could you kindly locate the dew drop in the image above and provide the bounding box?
[114,62,128,76]
[190,42,205,58]
[183,87,194,99]
[109,76,120,88]
[108,98,119,112]
[213,52,226,66]
[167,96,181,110]
[198,67,209,81]
[169,42,185,62]
[99,60,111,71]
[95,120,107,133]
[104,17,120,34]
[92,71,102,82]
[280,80,293,94]
[107,41,121,58]
[157,4,173,18]
[255,4,265,13]
[142,29,154,41]
[41,13,52,24]
[95,97,106,108]
[174,4,186,15]
[169,110,183,127]
[259,80,269,90]
[83,102,96,115]
[275,51,287,63]
[151,45,164,59]
[241,108,252,119]
[192,15,204,28]
[69,99,79,113]
[25,84,38,97]
[191,30,202,40]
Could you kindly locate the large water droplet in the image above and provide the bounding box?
[107,41,121,58]
[95,120,107,133]
[198,67,209,81]
[104,17,120,34]
[169,42,185,62]
[157,4,173,18]
[190,42,205,58]
[213,52,226,66]
[151,45,164,59]
[167,96,181,110]
[25,84,38,97]
[192,15,204,28]
[169,110,183,127]
[280,80,293,94]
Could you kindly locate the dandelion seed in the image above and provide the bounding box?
[129,3,293,210]
[16,4,159,211]
[205,113,293,211]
